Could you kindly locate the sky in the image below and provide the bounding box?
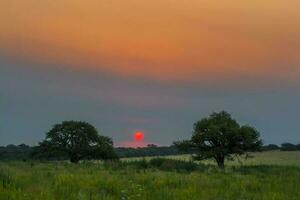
[1,0,300,146]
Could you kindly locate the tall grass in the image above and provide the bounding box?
[1,151,300,200]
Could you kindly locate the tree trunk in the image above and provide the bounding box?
[216,156,225,168]
[70,154,80,163]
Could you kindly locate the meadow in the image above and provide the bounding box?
[1,151,300,200]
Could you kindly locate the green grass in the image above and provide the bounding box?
[1,151,300,200]
[123,151,300,166]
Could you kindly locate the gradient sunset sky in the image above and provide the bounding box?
[1,0,300,146]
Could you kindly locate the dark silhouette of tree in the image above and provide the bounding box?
[35,121,118,163]
[174,111,262,168]
[281,143,297,151]
[262,144,280,151]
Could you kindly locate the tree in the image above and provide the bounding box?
[262,144,280,151]
[174,111,262,168]
[281,143,297,151]
[36,121,118,163]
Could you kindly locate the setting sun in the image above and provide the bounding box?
[134,132,144,141]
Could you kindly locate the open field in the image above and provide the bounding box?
[1,151,300,200]
[123,151,300,166]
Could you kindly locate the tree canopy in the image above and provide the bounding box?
[175,111,262,168]
[34,121,118,163]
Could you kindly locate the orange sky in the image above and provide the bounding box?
[1,0,300,82]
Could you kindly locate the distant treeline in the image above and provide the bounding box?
[262,143,300,151]
[0,144,190,161]
[0,143,299,161]
[115,144,192,158]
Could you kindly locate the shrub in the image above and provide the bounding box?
[149,158,199,172]
[103,158,204,172]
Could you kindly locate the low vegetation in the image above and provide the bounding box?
[1,151,300,200]
[1,143,299,161]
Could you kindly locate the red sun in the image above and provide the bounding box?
[134,132,144,141]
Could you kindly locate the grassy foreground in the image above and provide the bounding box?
[1,151,300,200]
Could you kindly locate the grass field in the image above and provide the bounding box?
[1,151,300,200]
[122,151,300,166]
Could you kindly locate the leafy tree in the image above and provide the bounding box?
[174,111,262,168]
[35,121,118,163]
